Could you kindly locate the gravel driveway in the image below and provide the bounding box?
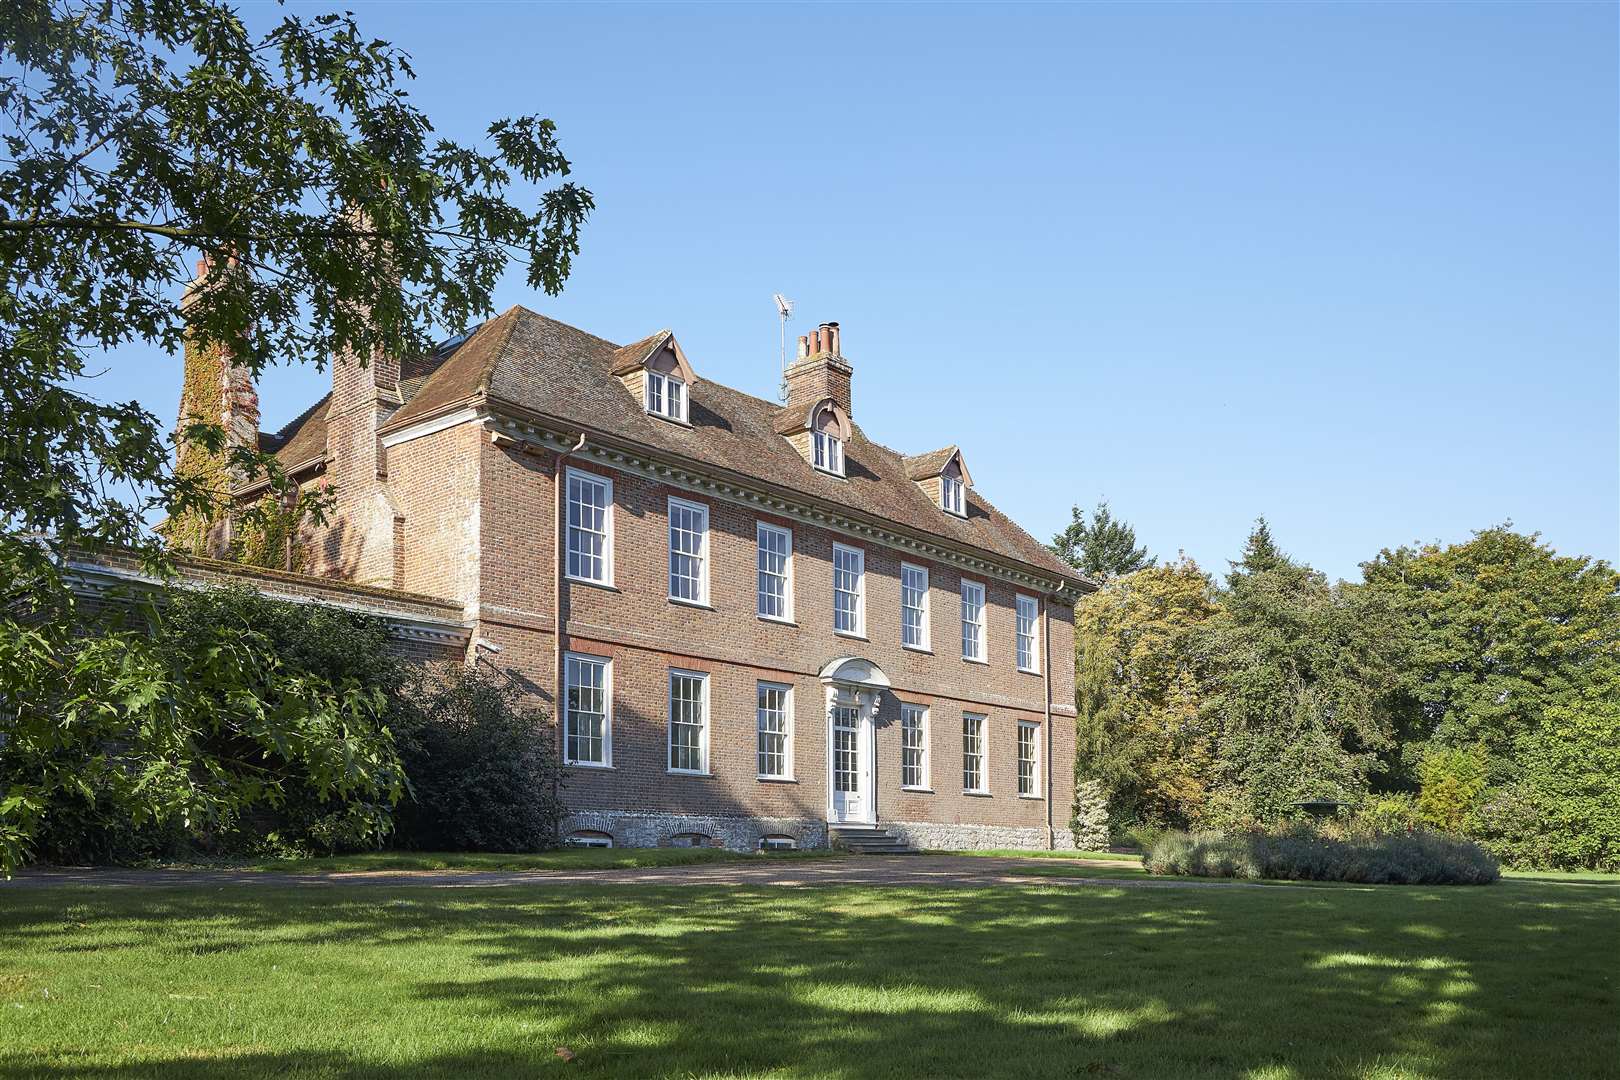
[2,854,1277,890]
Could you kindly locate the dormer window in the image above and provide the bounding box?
[941,474,964,516]
[646,369,686,423]
[813,428,844,476]
[905,445,973,517]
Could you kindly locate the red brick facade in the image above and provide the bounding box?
[217,303,1088,851]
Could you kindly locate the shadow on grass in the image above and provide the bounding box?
[2,879,1616,1079]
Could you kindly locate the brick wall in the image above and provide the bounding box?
[462,433,1078,846]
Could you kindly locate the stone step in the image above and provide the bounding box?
[829,827,919,855]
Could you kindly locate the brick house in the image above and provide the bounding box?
[184,280,1092,851]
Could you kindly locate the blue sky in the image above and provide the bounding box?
[98,2,1618,581]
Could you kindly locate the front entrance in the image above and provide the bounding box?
[828,691,874,825]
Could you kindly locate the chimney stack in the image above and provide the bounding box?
[782,319,852,424]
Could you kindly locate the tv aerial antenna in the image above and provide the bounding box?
[773,293,794,402]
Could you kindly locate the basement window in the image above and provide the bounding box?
[759,835,798,852]
[565,831,614,849]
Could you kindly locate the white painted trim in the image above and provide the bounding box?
[562,651,613,767]
[756,521,794,622]
[962,712,989,795]
[667,667,710,775]
[1017,719,1042,798]
[380,406,481,448]
[1016,592,1041,674]
[564,465,614,587]
[960,579,987,663]
[485,416,1086,603]
[667,495,709,605]
[900,701,930,792]
[832,542,865,638]
[900,561,930,652]
[755,679,795,781]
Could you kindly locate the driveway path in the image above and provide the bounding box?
[3,855,1284,891]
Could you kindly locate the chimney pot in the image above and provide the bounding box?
[797,334,809,360]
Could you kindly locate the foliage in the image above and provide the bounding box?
[1073,558,1217,829]
[1202,520,1409,822]
[0,585,404,871]
[1415,744,1488,832]
[1050,499,1154,580]
[1357,793,1424,834]
[1147,824,1500,885]
[392,665,565,853]
[1468,686,1620,873]
[1363,527,1620,779]
[1070,778,1110,849]
[0,0,588,868]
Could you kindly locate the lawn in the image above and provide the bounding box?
[151,846,837,874]
[1,875,1615,1079]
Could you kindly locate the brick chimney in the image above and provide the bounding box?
[315,211,404,585]
[783,321,852,422]
[178,254,260,459]
[169,254,261,556]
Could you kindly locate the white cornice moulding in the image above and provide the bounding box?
[380,407,482,449]
[483,412,1083,603]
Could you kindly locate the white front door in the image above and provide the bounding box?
[828,689,874,824]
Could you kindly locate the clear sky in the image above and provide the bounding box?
[95,2,1618,581]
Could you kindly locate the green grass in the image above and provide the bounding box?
[944,847,1144,862]
[149,847,838,873]
[2,876,1616,1078]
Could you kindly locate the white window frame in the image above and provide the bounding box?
[813,428,845,477]
[645,369,688,423]
[960,579,987,663]
[756,522,794,623]
[667,496,709,606]
[562,652,611,768]
[1018,720,1041,798]
[667,669,710,775]
[900,702,930,791]
[832,542,865,637]
[756,681,793,780]
[900,562,930,652]
[564,467,613,586]
[1016,593,1040,674]
[941,474,965,517]
[962,712,988,794]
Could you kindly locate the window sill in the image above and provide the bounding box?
[667,768,715,778]
[647,411,692,428]
[1017,666,1041,676]
[566,761,615,771]
[1018,794,1045,801]
[962,656,989,666]
[758,614,798,627]
[668,596,714,611]
[963,790,993,798]
[834,630,869,642]
[901,644,933,655]
[565,576,618,592]
[901,786,934,794]
[756,775,798,784]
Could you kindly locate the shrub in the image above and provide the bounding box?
[1358,794,1424,834]
[1417,745,1488,832]
[1147,824,1499,885]
[391,666,565,852]
[1071,780,1110,849]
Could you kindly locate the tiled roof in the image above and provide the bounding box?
[261,394,331,469]
[377,306,1084,588]
[904,446,960,481]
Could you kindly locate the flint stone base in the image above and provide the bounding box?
[562,810,828,853]
[882,820,1076,852]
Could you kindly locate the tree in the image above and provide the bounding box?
[1050,500,1154,581]
[1362,527,1620,780]
[1073,558,1218,829]
[1203,520,1409,823]
[0,0,591,870]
